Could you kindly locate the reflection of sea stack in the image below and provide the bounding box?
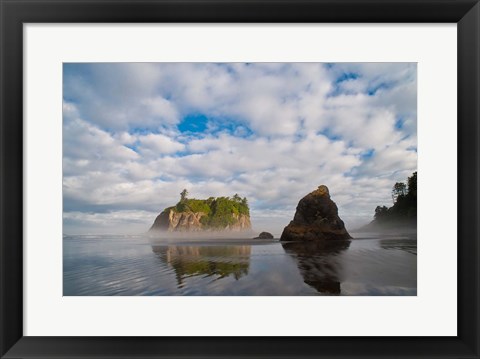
[151,245,251,284]
[280,185,352,241]
[282,240,350,294]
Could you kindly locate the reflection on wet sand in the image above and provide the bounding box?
[64,235,416,296]
[379,237,417,255]
[282,240,351,295]
[152,245,251,286]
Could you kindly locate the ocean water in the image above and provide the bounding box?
[63,233,417,296]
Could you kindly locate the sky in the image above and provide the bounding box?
[63,63,417,235]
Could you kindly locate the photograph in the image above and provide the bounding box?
[63,62,417,296]
[2,0,478,356]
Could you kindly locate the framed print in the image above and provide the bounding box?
[61,61,418,298]
[1,0,479,358]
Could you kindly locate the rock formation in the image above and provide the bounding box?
[150,208,251,232]
[280,185,352,241]
[149,195,252,233]
[150,209,206,232]
[253,232,274,239]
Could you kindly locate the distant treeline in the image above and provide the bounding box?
[362,172,417,231]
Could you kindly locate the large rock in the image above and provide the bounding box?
[149,208,251,233]
[253,232,274,239]
[150,209,206,232]
[280,185,352,241]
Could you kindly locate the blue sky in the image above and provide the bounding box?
[63,63,417,235]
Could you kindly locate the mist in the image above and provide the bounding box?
[63,212,370,238]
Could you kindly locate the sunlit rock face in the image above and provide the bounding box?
[280,185,352,241]
[150,209,206,232]
[149,208,251,232]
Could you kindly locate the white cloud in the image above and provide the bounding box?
[63,106,139,177]
[63,63,417,234]
[138,133,185,154]
[141,97,179,124]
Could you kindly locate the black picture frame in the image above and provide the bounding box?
[1,1,479,358]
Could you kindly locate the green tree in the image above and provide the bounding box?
[169,194,250,228]
[374,205,389,219]
[407,171,417,198]
[392,182,407,203]
[370,171,417,227]
[180,189,188,202]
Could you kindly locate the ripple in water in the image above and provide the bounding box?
[63,233,417,296]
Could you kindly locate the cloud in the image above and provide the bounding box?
[63,63,417,234]
[63,63,179,129]
[141,97,179,124]
[138,133,185,154]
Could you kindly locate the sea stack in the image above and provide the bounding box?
[253,232,274,239]
[280,185,352,241]
[149,194,252,233]
[149,208,251,232]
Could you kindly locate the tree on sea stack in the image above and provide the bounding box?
[149,192,252,233]
[180,189,189,202]
[280,185,352,241]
